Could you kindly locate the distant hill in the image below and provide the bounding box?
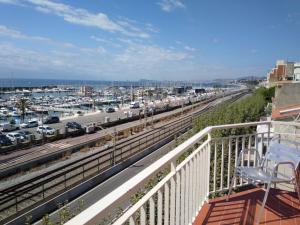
[236,76,265,81]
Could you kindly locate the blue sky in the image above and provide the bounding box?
[0,0,299,81]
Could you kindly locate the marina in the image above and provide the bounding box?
[0,81,238,126]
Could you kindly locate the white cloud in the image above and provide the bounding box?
[0,42,112,77]
[0,40,193,80]
[145,23,160,33]
[184,45,196,51]
[0,25,27,39]
[115,43,189,72]
[0,0,150,39]
[158,0,185,12]
[0,24,74,47]
[90,36,121,48]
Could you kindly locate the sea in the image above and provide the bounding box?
[0,78,233,89]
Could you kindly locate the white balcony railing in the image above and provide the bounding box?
[65,121,298,225]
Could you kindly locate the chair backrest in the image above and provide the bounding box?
[263,138,300,170]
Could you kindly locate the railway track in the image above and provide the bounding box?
[0,90,248,224]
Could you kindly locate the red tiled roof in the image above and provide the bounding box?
[272,103,300,119]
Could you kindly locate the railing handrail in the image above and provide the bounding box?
[65,125,211,225]
[64,120,291,225]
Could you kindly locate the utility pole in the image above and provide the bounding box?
[41,110,44,145]
[151,108,154,128]
[144,104,147,129]
[181,99,184,116]
[113,127,117,165]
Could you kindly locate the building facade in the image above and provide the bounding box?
[267,60,300,87]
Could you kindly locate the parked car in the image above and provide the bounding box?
[36,126,55,135]
[6,132,25,142]
[0,123,19,132]
[105,107,115,113]
[44,116,60,124]
[20,119,39,128]
[130,101,140,109]
[76,111,84,116]
[66,121,82,130]
[18,130,33,139]
[0,134,12,146]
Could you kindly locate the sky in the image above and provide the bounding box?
[0,0,299,81]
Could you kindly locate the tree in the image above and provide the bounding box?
[16,98,30,122]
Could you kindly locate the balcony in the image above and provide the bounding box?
[65,121,300,225]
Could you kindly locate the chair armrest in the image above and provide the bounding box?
[274,161,296,171]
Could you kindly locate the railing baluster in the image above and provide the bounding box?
[150,197,155,225]
[254,134,258,166]
[175,171,181,225]
[194,152,199,213]
[184,162,190,224]
[157,189,163,225]
[213,141,217,193]
[205,142,211,202]
[260,133,264,156]
[220,139,224,190]
[170,169,176,224]
[129,215,135,225]
[228,138,232,189]
[240,136,245,184]
[204,145,208,200]
[267,123,271,146]
[164,182,170,225]
[140,205,146,225]
[197,150,201,209]
[248,135,251,167]
[200,148,205,205]
[234,137,238,187]
[180,166,185,225]
[189,158,194,222]
[193,153,197,216]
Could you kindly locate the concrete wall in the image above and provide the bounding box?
[274,83,300,109]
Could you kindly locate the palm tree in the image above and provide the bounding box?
[16,98,30,122]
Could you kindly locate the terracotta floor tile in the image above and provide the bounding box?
[193,188,300,225]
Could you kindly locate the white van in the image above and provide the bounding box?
[130,101,140,109]
[20,119,39,128]
[0,123,19,132]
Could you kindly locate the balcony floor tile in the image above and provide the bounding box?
[193,188,300,225]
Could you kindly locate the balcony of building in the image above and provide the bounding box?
[65,120,300,225]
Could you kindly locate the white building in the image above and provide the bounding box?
[294,63,300,81]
